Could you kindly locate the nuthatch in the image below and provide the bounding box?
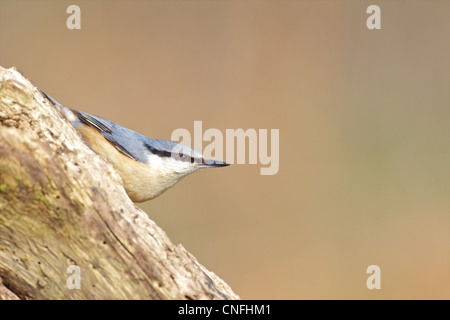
[41,91,229,202]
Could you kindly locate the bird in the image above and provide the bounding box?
[41,91,229,202]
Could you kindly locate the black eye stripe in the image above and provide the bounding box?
[144,143,172,158]
[144,143,200,163]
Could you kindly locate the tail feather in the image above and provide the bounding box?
[41,91,81,127]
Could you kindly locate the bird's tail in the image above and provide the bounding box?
[41,91,82,127]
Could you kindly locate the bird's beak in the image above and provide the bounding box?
[198,158,230,168]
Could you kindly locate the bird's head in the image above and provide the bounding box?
[145,140,229,180]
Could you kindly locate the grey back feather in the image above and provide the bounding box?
[42,91,200,163]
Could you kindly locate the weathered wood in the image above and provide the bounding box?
[0,66,238,300]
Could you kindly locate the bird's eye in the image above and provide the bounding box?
[179,152,184,158]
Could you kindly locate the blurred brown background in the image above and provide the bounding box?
[1,0,448,299]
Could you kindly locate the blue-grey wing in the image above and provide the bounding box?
[41,91,194,163]
[42,90,166,163]
[73,110,150,162]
